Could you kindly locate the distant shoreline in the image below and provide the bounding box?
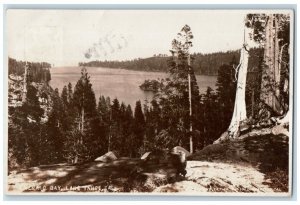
[50,66,218,77]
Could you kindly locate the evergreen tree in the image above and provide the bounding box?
[199,87,220,147]
[64,82,77,131]
[8,57,52,83]
[123,105,134,157]
[133,100,146,156]
[216,60,237,130]
[73,67,97,133]
[111,98,120,122]
[98,96,108,119]
[157,25,200,151]
[69,67,102,162]
[246,14,290,116]
[96,95,110,153]
[109,98,122,154]
[61,85,68,106]
[67,82,73,104]
[245,48,264,120]
[43,88,65,164]
[118,103,128,155]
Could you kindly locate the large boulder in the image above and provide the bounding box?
[171,146,191,157]
[140,149,187,177]
[94,151,117,162]
[170,150,187,177]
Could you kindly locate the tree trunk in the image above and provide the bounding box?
[80,107,84,145]
[108,134,111,152]
[251,90,255,118]
[260,14,284,115]
[74,155,78,164]
[22,62,28,103]
[228,42,249,138]
[188,54,193,154]
[81,107,84,133]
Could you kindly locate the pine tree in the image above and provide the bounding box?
[111,98,120,122]
[44,88,65,164]
[73,67,97,133]
[69,67,102,162]
[67,82,73,104]
[96,95,110,153]
[61,85,68,106]
[118,103,127,155]
[157,25,200,151]
[216,59,238,130]
[123,105,134,157]
[133,100,146,156]
[246,14,290,116]
[98,96,108,119]
[150,99,162,135]
[198,87,220,147]
[109,98,122,154]
[245,48,264,120]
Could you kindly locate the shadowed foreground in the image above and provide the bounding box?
[8,157,182,193]
[8,159,284,194]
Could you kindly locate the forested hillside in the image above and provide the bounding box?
[9,57,51,83]
[79,51,241,75]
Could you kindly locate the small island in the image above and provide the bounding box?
[139,79,161,92]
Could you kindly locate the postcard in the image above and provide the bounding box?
[5,9,294,196]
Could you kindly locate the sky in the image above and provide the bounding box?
[7,10,255,66]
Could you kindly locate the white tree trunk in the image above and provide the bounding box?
[188,54,193,154]
[228,31,250,138]
[81,107,84,133]
[22,62,28,103]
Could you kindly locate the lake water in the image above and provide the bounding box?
[50,67,217,107]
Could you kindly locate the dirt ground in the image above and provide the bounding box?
[7,159,285,194]
[153,161,274,193]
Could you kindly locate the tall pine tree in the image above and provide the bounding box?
[133,100,146,156]
[157,25,200,151]
[69,67,102,162]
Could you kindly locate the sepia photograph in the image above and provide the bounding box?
[5,9,293,195]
